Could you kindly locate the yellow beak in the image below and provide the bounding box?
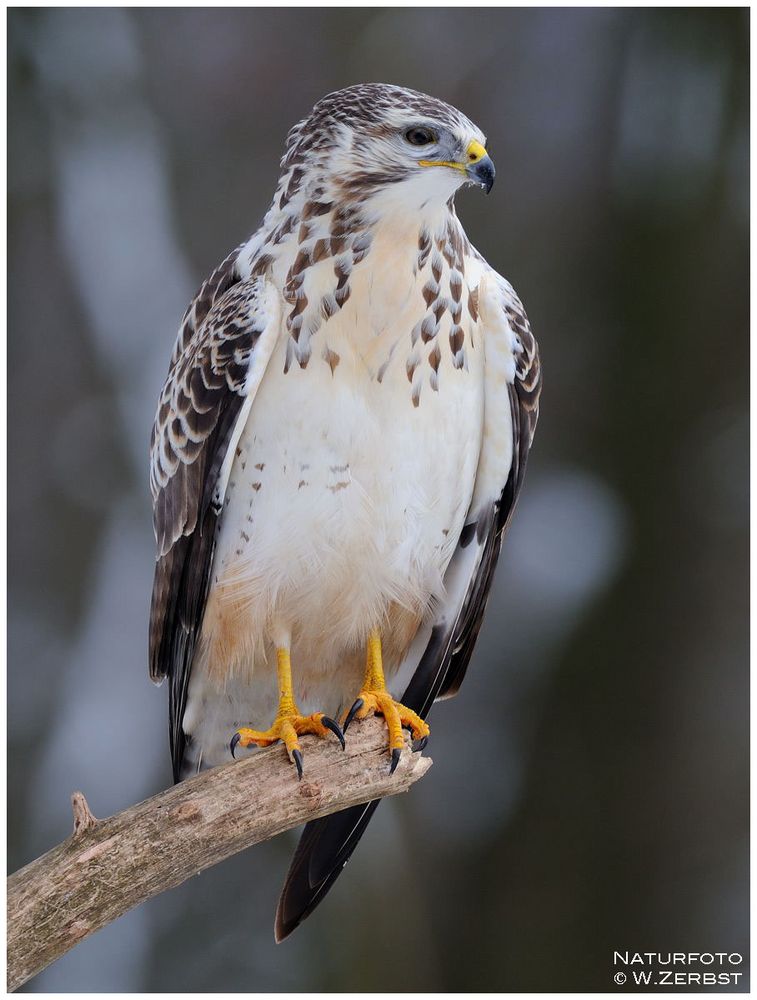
[419,140,495,193]
[465,140,488,165]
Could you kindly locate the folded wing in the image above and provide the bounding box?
[149,256,280,780]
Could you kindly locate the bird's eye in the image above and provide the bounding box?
[405,127,436,146]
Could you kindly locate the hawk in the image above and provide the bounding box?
[149,83,541,940]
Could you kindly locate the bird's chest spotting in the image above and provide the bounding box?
[276,209,485,404]
[211,220,485,648]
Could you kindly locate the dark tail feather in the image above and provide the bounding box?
[274,800,381,942]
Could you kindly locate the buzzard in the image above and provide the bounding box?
[149,83,541,940]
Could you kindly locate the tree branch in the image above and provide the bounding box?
[7,719,431,991]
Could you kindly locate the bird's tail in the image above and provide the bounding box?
[274,800,381,941]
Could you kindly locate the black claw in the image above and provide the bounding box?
[412,735,429,753]
[390,747,401,774]
[343,698,364,733]
[292,748,304,780]
[321,716,346,749]
[230,732,241,759]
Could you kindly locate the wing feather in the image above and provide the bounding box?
[149,260,280,780]
[275,269,542,940]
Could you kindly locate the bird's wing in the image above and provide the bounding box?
[275,268,541,941]
[408,269,541,705]
[149,257,280,781]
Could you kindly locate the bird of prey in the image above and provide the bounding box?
[149,83,541,940]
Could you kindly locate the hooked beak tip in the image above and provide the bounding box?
[466,154,495,195]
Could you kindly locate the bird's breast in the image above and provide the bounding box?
[201,215,486,686]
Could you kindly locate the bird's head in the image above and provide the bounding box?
[280,83,495,214]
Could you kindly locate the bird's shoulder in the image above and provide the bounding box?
[463,262,541,524]
[478,265,541,435]
[149,244,281,549]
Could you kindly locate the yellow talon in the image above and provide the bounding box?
[230,647,344,778]
[343,628,430,773]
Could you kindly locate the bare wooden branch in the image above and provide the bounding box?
[7,719,431,992]
[70,791,98,836]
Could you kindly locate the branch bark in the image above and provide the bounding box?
[7,719,431,991]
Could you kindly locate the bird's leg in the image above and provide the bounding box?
[230,647,344,778]
[343,628,430,773]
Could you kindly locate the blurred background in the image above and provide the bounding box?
[8,7,748,993]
